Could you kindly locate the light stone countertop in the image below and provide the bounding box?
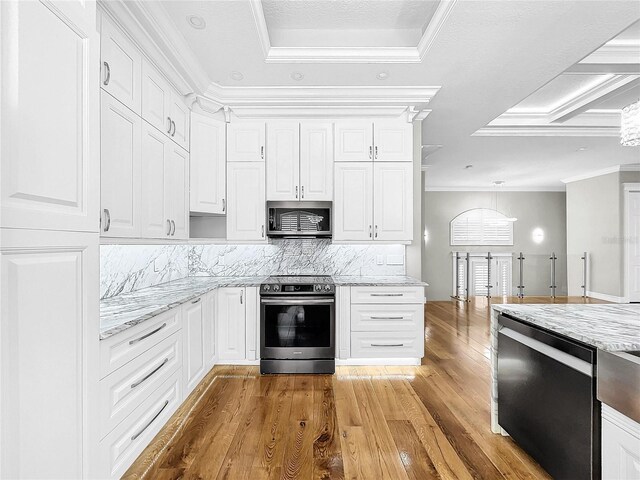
[100,275,426,340]
[492,303,640,351]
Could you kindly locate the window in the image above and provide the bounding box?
[450,209,514,246]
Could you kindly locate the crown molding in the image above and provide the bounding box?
[580,41,640,65]
[473,125,620,137]
[561,164,640,184]
[424,185,566,192]
[250,0,457,63]
[97,0,210,95]
[229,105,413,119]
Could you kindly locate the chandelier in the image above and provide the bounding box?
[621,99,640,146]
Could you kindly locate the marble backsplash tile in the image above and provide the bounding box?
[101,240,406,299]
[100,245,190,299]
[189,240,406,277]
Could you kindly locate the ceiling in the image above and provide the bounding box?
[146,0,640,189]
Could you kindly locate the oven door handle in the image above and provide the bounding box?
[260,297,335,305]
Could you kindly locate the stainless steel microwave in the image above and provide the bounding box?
[266,201,332,238]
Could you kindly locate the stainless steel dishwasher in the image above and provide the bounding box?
[497,314,600,480]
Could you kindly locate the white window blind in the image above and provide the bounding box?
[450,209,514,246]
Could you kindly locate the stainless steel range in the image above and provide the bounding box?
[260,276,335,374]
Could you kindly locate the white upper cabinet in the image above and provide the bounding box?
[168,93,190,151]
[165,144,189,239]
[217,288,247,361]
[374,120,413,162]
[373,162,413,241]
[101,91,141,237]
[266,122,300,201]
[1,0,100,232]
[190,113,226,214]
[227,122,266,162]
[335,121,373,162]
[100,15,141,114]
[300,122,333,201]
[141,59,172,135]
[140,123,169,238]
[334,163,373,241]
[227,162,266,241]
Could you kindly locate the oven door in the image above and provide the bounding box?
[260,296,335,359]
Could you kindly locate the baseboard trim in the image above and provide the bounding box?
[336,358,421,366]
[587,291,627,303]
[216,360,260,366]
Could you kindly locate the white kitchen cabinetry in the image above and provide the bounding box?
[182,296,207,396]
[100,15,141,114]
[602,405,640,480]
[168,93,190,151]
[300,122,334,201]
[1,0,100,233]
[374,120,413,162]
[190,113,226,214]
[334,162,413,242]
[1,229,99,479]
[227,122,266,162]
[203,291,218,369]
[267,122,300,200]
[334,163,373,241]
[335,121,373,162]
[227,162,266,241]
[217,288,247,361]
[140,123,189,239]
[141,59,172,136]
[373,162,413,241]
[101,91,142,237]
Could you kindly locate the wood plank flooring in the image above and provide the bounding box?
[124,296,605,480]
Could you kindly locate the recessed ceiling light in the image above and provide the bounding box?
[376,71,389,80]
[493,180,505,186]
[577,147,587,151]
[290,72,304,81]
[186,15,206,29]
[230,71,244,81]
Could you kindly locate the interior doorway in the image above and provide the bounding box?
[453,253,512,298]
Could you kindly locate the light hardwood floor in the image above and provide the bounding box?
[124,296,605,480]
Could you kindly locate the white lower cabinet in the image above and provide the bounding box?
[98,370,182,479]
[217,287,247,361]
[182,295,207,396]
[602,405,640,480]
[204,290,218,368]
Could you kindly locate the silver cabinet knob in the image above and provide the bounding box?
[167,117,172,134]
[166,219,171,236]
[103,61,110,86]
[222,198,226,212]
[103,208,111,232]
[170,220,176,236]
[295,185,298,199]
[260,146,264,159]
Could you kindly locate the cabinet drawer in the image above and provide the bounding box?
[351,331,422,358]
[99,332,182,438]
[350,286,424,304]
[351,304,423,332]
[98,370,182,480]
[100,308,181,378]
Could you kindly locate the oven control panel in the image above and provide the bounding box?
[260,283,335,295]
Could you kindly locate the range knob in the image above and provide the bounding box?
[273,285,280,292]
[324,285,332,292]
[314,285,322,292]
[263,284,271,291]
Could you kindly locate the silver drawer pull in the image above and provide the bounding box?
[370,293,403,297]
[371,343,404,347]
[129,323,167,345]
[131,400,169,441]
[131,358,169,389]
[370,316,404,320]
[103,61,110,85]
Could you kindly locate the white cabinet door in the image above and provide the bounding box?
[190,113,226,214]
[140,123,170,238]
[245,287,259,361]
[1,0,100,232]
[227,162,266,241]
[217,288,246,361]
[373,162,413,241]
[182,296,206,395]
[169,92,190,151]
[374,120,413,162]
[334,163,373,241]
[267,122,300,201]
[334,121,373,162]
[602,406,640,480]
[1,228,99,480]
[165,145,189,239]
[300,123,333,201]
[141,59,172,135]
[227,122,265,162]
[100,15,141,114]
[203,291,218,369]
[266,122,300,200]
[101,92,141,238]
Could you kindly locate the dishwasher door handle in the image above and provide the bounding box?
[499,327,593,377]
